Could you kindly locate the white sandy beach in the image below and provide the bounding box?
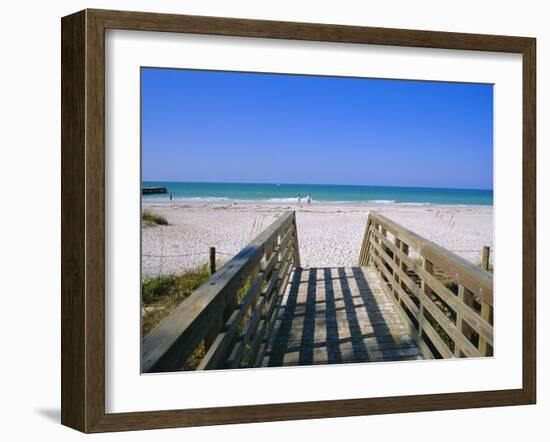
[141,200,493,278]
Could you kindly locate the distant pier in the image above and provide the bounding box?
[142,186,167,195]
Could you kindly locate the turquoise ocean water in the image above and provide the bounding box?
[142,182,493,206]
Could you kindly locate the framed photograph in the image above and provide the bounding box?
[61,9,536,432]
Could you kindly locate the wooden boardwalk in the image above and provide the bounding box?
[142,211,493,373]
[263,266,423,367]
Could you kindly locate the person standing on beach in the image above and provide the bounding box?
[169,193,173,201]
[307,194,311,205]
[297,194,302,206]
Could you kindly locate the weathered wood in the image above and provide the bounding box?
[419,257,431,340]
[142,211,300,372]
[478,301,493,356]
[421,319,454,359]
[197,271,265,369]
[265,266,425,366]
[369,252,434,359]
[209,246,216,275]
[254,256,295,366]
[482,246,490,271]
[455,285,473,357]
[359,212,494,359]
[367,213,493,304]
[144,208,494,372]
[369,228,493,346]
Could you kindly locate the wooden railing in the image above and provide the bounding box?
[143,211,301,372]
[359,212,493,359]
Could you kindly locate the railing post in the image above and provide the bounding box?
[419,257,432,339]
[481,246,490,271]
[359,217,371,266]
[204,316,222,351]
[454,285,474,357]
[292,214,301,267]
[394,238,401,267]
[401,242,409,271]
[392,237,401,299]
[209,246,216,275]
[478,301,493,356]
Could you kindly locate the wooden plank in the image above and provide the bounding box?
[369,239,420,320]
[227,292,270,368]
[370,249,419,316]
[478,301,493,356]
[371,264,434,359]
[419,267,493,347]
[226,252,290,368]
[454,285,471,357]
[142,211,297,372]
[290,220,301,268]
[369,347,423,361]
[200,237,295,370]
[370,227,420,287]
[209,246,216,275]
[358,220,373,266]
[255,258,294,366]
[197,270,265,369]
[416,286,480,358]
[369,230,480,358]
[204,314,223,351]
[481,246,490,271]
[423,243,493,305]
[370,221,493,347]
[265,264,429,365]
[369,213,493,305]
[248,263,291,367]
[362,255,433,359]
[421,318,454,359]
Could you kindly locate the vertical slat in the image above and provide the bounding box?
[359,218,372,266]
[401,242,409,273]
[478,301,493,356]
[249,263,261,313]
[454,285,471,357]
[481,246,490,271]
[225,223,300,369]
[290,213,301,267]
[209,246,216,275]
[419,258,432,338]
[394,237,401,283]
[204,315,222,351]
[454,285,465,357]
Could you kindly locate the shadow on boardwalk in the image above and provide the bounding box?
[265,266,423,367]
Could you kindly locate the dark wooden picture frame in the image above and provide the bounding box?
[61,9,536,433]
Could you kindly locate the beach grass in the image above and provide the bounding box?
[142,209,168,226]
[141,264,210,336]
[141,260,256,370]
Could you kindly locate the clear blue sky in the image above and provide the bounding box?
[141,68,493,190]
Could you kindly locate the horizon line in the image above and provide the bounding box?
[141,179,494,192]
